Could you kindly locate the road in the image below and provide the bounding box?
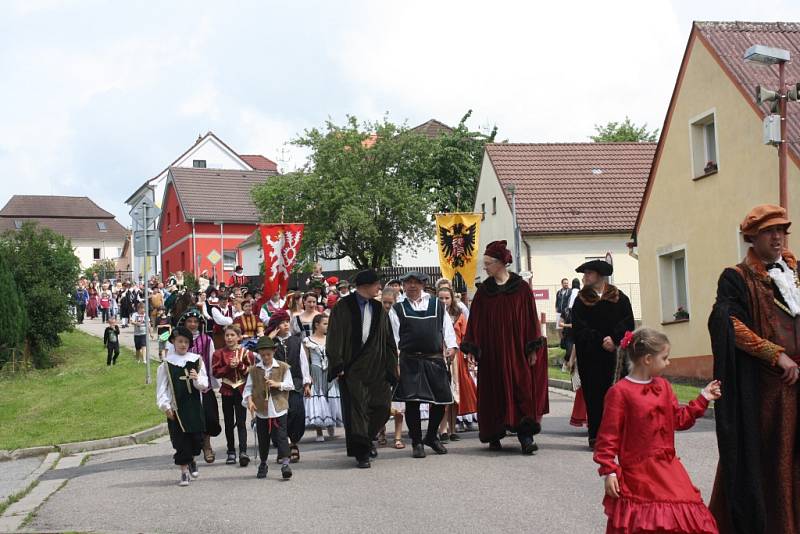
[27,389,719,534]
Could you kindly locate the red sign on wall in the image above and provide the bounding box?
[532,289,550,300]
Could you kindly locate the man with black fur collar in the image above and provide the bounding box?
[327,269,398,468]
[708,205,800,534]
[571,258,634,451]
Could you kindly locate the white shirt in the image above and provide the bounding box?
[388,293,458,350]
[457,300,470,320]
[155,351,209,413]
[212,306,234,326]
[242,358,294,418]
[259,305,270,324]
[276,334,312,385]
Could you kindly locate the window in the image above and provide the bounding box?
[658,247,690,322]
[180,251,185,270]
[690,111,718,178]
[481,203,486,221]
[116,248,122,257]
[93,248,101,260]
[13,220,22,229]
[193,159,207,168]
[166,212,171,229]
[492,197,497,215]
[174,207,179,226]
[223,250,237,271]
[97,221,107,231]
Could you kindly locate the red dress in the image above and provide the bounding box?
[570,387,588,427]
[593,376,718,534]
[452,313,478,415]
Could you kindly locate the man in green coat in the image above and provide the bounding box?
[327,269,398,468]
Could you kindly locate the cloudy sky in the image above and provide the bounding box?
[1,0,799,226]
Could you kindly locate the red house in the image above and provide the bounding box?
[159,166,276,282]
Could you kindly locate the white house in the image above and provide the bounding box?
[125,131,278,281]
[473,142,657,323]
[0,195,129,270]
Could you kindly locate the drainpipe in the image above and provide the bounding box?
[191,218,197,275]
[627,239,639,260]
[220,221,225,284]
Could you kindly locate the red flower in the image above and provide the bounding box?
[620,331,635,350]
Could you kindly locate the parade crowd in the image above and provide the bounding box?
[75,205,800,533]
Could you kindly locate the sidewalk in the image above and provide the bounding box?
[77,316,162,361]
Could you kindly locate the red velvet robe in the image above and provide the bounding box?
[461,272,548,443]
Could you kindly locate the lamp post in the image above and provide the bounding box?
[744,44,796,211]
[506,184,522,272]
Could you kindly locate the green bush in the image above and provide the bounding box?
[0,251,27,370]
[82,258,117,281]
[0,223,80,368]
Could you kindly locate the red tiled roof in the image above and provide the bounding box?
[409,119,454,139]
[167,167,277,224]
[0,195,115,218]
[485,143,656,234]
[239,154,278,172]
[696,21,800,162]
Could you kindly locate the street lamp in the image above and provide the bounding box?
[744,44,797,210]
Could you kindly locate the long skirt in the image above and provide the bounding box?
[305,364,334,428]
[328,378,343,426]
[201,389,222,437]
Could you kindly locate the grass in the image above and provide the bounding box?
[0,330,163,450]
[0,480,38,516]
[546,347,706,404]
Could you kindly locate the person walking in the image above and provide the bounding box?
[74,284,89,324]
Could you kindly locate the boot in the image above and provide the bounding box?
[202,435,215,463]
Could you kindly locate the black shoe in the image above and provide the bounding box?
[356,456,371,468]
[520,436,538,455]
[588,438,597,451]
[449,433,461,442]
[188,461,199,479]
[464,421,474,431]
[369,444,378,459]
[281,464,293,479]
[439,433,450,443]
[423,437,448,455]
[239,452,250,467]
[226,452,236,465]
[488,440,502,451]
[412,443,426,458]
[256,462,268,479]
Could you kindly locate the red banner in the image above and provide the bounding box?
[260,223,304,298]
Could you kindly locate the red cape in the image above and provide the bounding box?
[462,273,549,442]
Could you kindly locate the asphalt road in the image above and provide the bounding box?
[28,390,719,534]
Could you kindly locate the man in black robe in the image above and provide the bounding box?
[708,205,800,534]
[571,259,634,450]
[327,269,398,468]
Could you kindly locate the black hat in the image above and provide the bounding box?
[401,271,429,283]
[354,269,379,286]
[254,336,277,351]
[169,326,194,347]
[576,259,613,276]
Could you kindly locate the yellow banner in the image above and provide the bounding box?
[435,213,482,290]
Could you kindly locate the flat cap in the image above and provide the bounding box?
[354,269,379,286]
[740,204,791,238]
[401,271,429,283]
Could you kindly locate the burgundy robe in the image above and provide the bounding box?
[461,272,549,443]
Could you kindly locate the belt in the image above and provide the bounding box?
[400,351,443,359]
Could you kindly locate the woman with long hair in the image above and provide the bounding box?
[292,292,320,338]
[304,314,336,441]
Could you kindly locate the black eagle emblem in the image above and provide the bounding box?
[439,223,478,268]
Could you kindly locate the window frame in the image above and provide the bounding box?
[223,250,237,271]
[192,159,207,168]
[689,109,719,179]
[492,197,497,215]
[656,245,691,324]
[93,248,102,260]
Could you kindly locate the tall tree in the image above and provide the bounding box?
[252,113,495,270]
[0,251,27,370]
[590,117,659,142]
[0,223,80,368]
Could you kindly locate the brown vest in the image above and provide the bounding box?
[249,360,290,415]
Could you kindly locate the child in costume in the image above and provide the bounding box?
[212,324,254,466]
[243,336,294,480]
[593,327,721,534]
[103,317,120,366]
[131,301,147,363]
[155,326,209,486]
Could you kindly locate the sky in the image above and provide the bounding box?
[1,0,799,227]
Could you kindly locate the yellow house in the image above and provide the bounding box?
[633,21,800,378]
[474,142,655,326]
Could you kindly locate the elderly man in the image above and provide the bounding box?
[390,271,457,458]
[709,205,800,534]
[327,270,398,468]
[571,259,634,450]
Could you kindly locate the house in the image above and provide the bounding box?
[633,21,800,379]
[474,142,656,324]
[159,167,277,282]
[125,131,278,281]
[0,195,129,270]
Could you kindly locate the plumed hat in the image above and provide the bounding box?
[484,240,513,265]
[576,259,613,276]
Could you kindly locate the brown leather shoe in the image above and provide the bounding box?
[202,435,215,463]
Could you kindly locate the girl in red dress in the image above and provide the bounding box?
[594,328,721,534]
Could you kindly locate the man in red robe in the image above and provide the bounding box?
[461,240,548,454]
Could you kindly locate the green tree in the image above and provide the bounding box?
[0,223,81,368]
[252,113,496,270]
[82,258,118,281]
[590,117,659,142]
[0,251,28,370]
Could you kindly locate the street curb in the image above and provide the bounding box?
[0,422,168,462]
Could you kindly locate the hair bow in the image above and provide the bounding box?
[620,331,635,350]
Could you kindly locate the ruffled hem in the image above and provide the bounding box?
[603,497,718,534]
[305,396,333,428]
